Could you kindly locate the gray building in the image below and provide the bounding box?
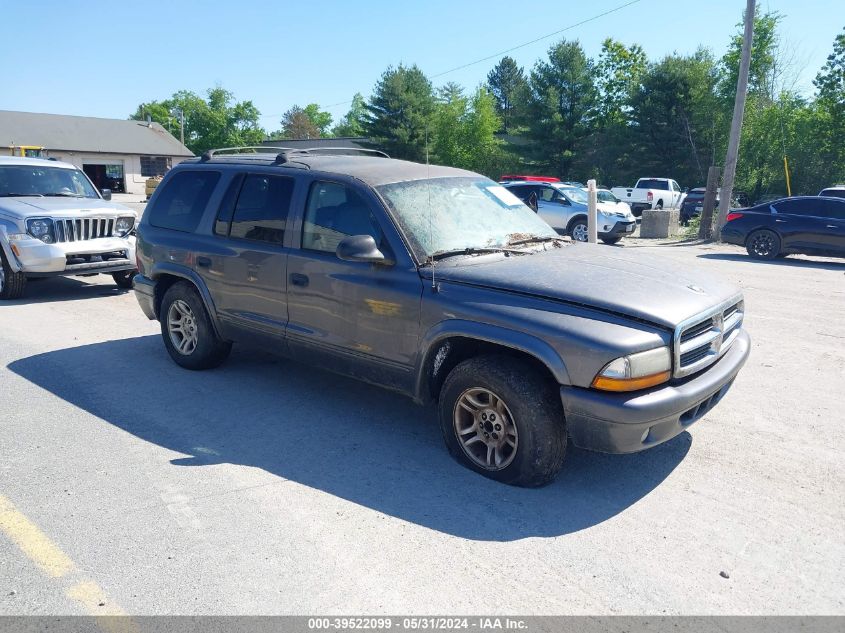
[0,110,193,195]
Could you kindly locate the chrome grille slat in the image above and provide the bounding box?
[674,299,744,378]
[46,217,117,243]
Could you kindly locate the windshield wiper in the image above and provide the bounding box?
[0,192,44,197]
[507,235,564,246]
[40,192,84,197]
[428,246,523,262]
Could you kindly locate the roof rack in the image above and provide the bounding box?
[200,146,292,161]
[277,147,389,159]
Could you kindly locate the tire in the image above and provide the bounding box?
[112,270,137,289]
[568,217,589,242]
[160,281,232,370]
[655,200,664,210]
[438,355,567,487]
[0,248,27,300]
[746,229,781,260]
[601,237,621,245]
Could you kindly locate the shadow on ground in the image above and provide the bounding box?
[697,252,845,270]
[8,335,691,541]
[2,276,131,305]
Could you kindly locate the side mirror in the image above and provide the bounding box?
[336,235,393,265]
[101,189,112,201]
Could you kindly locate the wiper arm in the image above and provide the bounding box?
[40,192,84,197]
[0,192,44,197]
[428,246,523,262]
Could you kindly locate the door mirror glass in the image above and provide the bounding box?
[336,235,393,265]
[101,188,112,201]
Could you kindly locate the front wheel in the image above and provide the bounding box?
[160,282,232,370]
[112,270,137,289]
[438,355,567,487]
[568,218,588,242]
[0,248,27,300]
[746,229,781,260]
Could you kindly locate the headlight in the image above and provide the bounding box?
[26,218,55,243]
[115,216,135,237]
[592,347,671,392]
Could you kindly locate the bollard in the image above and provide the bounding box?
[587,179,598,244]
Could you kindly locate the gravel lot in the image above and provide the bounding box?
[0,241,843,616]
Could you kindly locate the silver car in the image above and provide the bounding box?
[503,181,637,244]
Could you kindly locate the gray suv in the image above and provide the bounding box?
[133,148,750,487]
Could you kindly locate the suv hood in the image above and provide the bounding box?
[0,197,134,218]
[426,244,740,329]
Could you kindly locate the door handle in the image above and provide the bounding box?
[775,219,786,222]
[290,273,309,287]
[826,225,837,229]
[196,256,211,268]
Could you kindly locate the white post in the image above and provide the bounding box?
[587,179,598,244]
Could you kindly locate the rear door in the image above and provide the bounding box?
[198,171,296,339]
[284,178,423,392]
[536,185,573,231]
[771,198,830,253]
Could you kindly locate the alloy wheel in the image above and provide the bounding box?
[572,223,588,242]
[167,299,199,355]
[750,233,776,257]
[453,387,518,471]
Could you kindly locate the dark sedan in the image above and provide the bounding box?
[721,196,845,259]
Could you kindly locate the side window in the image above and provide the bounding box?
[774,199,822,217]
[538,186,556,202]
[671,181,680,192]
[824,199,845,220]
[229,174,294,244]
[148,171,220,233]
[302,181,383,254]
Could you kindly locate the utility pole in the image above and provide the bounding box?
[714,0,755,239]
[172,107,185,147]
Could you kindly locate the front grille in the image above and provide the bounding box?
[53,218,115,243]
[674,299,744,378]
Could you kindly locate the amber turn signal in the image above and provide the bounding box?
[591,371,671,392]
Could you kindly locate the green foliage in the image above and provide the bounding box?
[812,28,845,186]
[525,39,597,179]
[364,64,436,162]
[594,38,647,126]
[486,56,529,132]
[130,87,264,155]
[331,93,367,137]
[719,7,781,102]
[269,104,332,139]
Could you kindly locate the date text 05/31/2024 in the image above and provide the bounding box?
[307,617,529,630]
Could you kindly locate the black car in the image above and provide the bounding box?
[721,196,845,259]
[680,188,710,224]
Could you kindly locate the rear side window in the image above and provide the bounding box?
[823,199,845,220]
[147,171,220,233]
[302,181,383,254]
[774,198,823,217]
[229,175,295,244]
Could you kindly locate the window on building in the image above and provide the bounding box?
[140,156,172,177]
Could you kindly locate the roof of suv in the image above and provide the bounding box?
[0,156,76,169]
[182,153,478,187]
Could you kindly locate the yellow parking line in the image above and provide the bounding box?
[0,493,136,629]
[0,493,73,577]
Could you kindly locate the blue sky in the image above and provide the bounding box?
[1,0,841,129]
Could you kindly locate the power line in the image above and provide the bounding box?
[430,0,642,78]
[259,0,643,120]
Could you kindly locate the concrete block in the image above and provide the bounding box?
[640,209,680,238]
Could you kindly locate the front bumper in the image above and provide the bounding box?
[7,234,136,276]
[600,220,637,238]
[560,329,750,453]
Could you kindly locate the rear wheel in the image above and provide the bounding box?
[438,355,567,487]
[160,282,232,370]
[112,270,137,289]
[655,200,664,210]
[0,248,27,300]
[746,229,781,260]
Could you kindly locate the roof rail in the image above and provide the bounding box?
[199,146,293,161]
[274,147,390,162]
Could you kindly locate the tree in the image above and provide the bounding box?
[274,106,321,139]
[331,93,367,137]
[364,64,436,162]
[525,39,597,178]
[486,56,529,132]
[594,38,647,126]
[130,87,264,154]
[719,7,781,103]
[813,27,845,186]
[302,104,333,136]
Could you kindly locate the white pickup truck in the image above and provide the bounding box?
[611,178,684,217]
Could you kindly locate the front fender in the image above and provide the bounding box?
[0,225,23,272]
[413,319,571,402]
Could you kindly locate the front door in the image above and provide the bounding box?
[285,179,423,392]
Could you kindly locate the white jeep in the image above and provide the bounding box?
[0,157,138,299]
